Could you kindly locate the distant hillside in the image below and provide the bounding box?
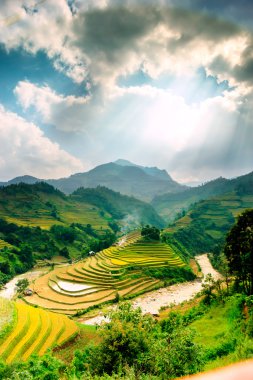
[0,160,186,201]
[0,183,164,286]
[162,186,253,256]
[0,182,108,231]
[71,186,165,229]
[152,171,253,221]
[0,182,164,231]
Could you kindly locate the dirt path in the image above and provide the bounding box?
[83,254,222,325]
[0,268,48,300]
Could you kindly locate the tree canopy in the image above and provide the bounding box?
[224,209,253,295]
[141,225,160,241]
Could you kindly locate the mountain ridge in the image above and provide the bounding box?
[0,160,186,201]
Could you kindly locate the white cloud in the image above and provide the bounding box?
[0,0,86,83]
[14,81,92,132]
[0,105,85,180]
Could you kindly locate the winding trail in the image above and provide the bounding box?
[83,254,222,325]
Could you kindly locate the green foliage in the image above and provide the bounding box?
[224,209,253,295]
[0,217,116,286]
[15,278,29,294]
[141,225,160,241]
[0,353,64,380]
[143,266,195,284]
[70,303,204,379]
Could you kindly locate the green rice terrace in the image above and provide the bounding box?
[163,192,253,255]
[0,298,78,364]
[22,231,186,315]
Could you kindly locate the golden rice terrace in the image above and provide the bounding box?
[23,231,185,315]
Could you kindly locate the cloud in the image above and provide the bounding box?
[0,1,253,182]
[0,104,84,180]
[14,81,97,132]
[71,4,250,88]
[0,1,252,91]
[90,84,253,183]
[0,0,86,83]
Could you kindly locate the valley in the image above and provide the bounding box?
[0,165,253,379]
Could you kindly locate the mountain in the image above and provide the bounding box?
[114,159,172,181]
[152,171,253,221]
[0,160,186,201]
[8,175,40,185]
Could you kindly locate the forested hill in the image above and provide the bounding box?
[71,186,165,229]
[0,182,164,230]
[152,171,253,221]
[163,186,253,257]
[0,182,164,286]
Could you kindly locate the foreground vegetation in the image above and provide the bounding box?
[1,291,253,379]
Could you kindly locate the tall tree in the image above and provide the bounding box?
[224,209,253,294]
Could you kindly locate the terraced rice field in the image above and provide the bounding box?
[0,239,13,250]
[0,298,15,336]
[0,299,78,364]
[23,231,185,315]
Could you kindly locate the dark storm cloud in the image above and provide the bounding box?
[168,0,253,29]
[234,43,253,83]
[72,5,241,67]
[73,6,160,62]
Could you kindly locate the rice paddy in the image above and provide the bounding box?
[0,299,78,364]
[0,239,13,250]
[23,231,185,315]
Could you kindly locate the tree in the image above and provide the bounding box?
[70,302,204,378]
[224,210,253,295]
[16,278,29,294]
[141,225,160,241]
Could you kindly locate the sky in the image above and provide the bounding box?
[0,0,252,185]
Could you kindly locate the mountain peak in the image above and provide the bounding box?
[114,159,137,167]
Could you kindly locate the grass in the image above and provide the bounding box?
[190,304,231,348]
[53,323,100,363]
[189,297,245,371]
[0,298,16,345]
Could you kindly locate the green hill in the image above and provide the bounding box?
[71,186,165,229]
[0,182,164,231]
[163,190,253,256]
[152,171,253,221]
[0,183,165,286]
